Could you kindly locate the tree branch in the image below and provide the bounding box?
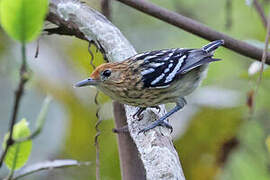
[47,0,185,179]
[101,0,111,20]
[113,102,146,179]
[114,0,270,64]
[100,3,146,179]
[44,26,87,41]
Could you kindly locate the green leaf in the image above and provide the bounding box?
[2,119,32,170]
[0,0,48,43]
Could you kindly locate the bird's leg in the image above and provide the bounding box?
[138,98,187,134]
[133,107,146,121]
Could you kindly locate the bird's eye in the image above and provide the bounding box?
[102,70,111,77]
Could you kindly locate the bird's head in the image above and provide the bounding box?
[74,62,127,88]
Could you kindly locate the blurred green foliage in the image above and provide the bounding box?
[175,108,243,180]
[220,121,270,180]
[1,0,270,179]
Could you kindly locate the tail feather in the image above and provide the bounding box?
[188,57,221,69]
[178,40,224,74]
[180,56,220,74]
[202,40,224,53]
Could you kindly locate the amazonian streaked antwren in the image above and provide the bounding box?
[75,40,224,133]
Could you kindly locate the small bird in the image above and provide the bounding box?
[75,40,224,133]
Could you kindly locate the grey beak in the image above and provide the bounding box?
[74,78,98,87]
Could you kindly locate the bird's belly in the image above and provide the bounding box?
[98,86,149,107]
[99,65,208,107]
[99,87,174,107]
[162,65,208,98]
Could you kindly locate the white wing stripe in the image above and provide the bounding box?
[141,68,155,75]
[165,55,186,83]
[151,73,165,85]
[144,55,158,61]
[164,63,173,73]
[163,56,170,60]
[149,62,165,67]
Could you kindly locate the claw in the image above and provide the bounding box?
[138,113,144,121]
[163,120,173,133]
[133,107,146,121]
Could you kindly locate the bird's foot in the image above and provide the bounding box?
[132,107,146,121]
[138,119,173,134]
[138,98,186,135]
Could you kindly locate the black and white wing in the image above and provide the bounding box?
[133,40,224,88]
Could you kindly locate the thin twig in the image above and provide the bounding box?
[114,0,270,64]
[253,0,267,28]
[6,141,21,180]
[34,38,40,58]
[94,92,101,180]
[88,43,101,180]
[0,44,28,168]
[251,13,270,115]
[88,43,95,68]
[92,4,112,179]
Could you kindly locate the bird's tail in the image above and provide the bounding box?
[178,40,224,74]
[202,40,224,53]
